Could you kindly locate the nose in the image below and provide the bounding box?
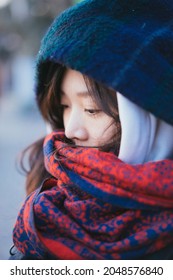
[64,110,88,142]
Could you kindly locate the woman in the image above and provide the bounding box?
[10,0,173,259]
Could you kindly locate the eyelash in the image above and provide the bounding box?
[60,105,101,116]
[60,104,68,109]
[84,109,101,115]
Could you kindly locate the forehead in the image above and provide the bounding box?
[61,68,89,97]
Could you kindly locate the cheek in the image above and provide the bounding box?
[62,110,69,129]
[88,117,115,141]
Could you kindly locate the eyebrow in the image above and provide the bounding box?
[60,90,90,98]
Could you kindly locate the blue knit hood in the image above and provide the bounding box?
[36,0,173,125]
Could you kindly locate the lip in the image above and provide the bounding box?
[72,141,99,149]
[73,141,86,146]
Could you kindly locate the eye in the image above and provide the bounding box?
[60,104,69,110]
[85,109,101,115]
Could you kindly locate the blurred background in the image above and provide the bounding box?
[0,0,82,259]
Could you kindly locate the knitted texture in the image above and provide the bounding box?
[36,0,173,125]
[13,131,173,259]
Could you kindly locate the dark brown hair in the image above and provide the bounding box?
[21,63,121,195]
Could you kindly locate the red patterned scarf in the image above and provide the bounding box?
[13,131,173,259]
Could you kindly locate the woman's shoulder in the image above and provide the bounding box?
[9,245,173,260]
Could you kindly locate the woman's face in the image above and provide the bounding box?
[60,68,116,147]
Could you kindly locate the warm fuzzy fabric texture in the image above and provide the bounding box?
[13,131,173,260]
[36,0,173,125]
